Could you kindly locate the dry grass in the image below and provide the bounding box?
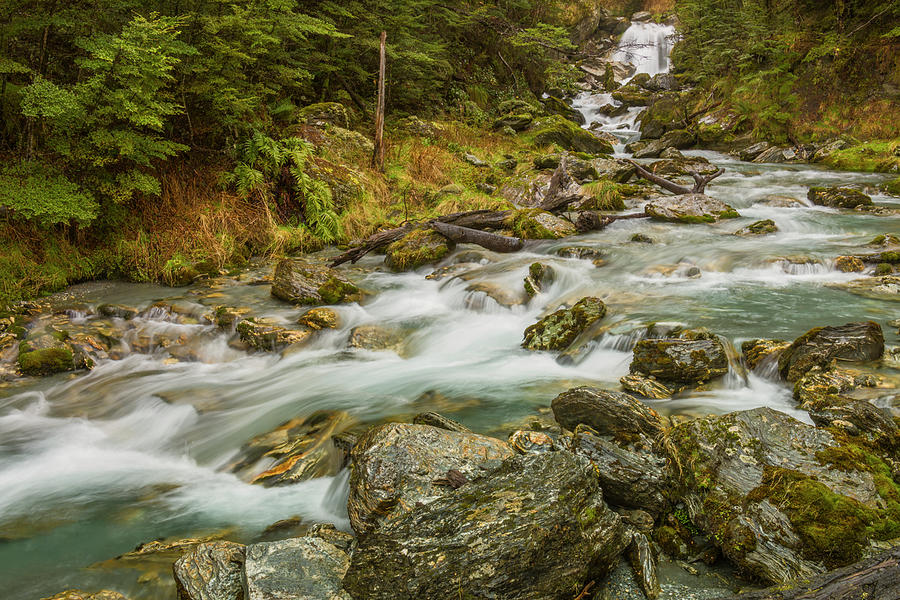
[403,139,454,186]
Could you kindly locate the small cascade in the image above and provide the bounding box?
[571,21,676,147]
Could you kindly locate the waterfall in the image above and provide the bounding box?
[571,21,676,147]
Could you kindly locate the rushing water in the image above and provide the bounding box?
[2,23,899,600]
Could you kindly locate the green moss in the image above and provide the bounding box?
[527,115,613,155]
[822,140,900,173]
[506,209,559,239]
[580,181,626,211]
[318,277,361,304]
[884,177,900,195]
[385,229,453,271]
[875,263,894,276]
[879,251,900,263]
[18,347,75,376]
[677,214,715,224]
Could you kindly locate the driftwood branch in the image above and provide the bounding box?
[629,160,725,195]
[431,221,523,253]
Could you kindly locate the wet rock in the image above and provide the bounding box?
[593,157,637,183]
[236,319,312,352]
[831,275,900,301]
[665,407,897,584]
[557,246,605,263]
[633,129,696,159]
[754,146,799,163]
[645,194,740,224]
[807,187,873,209]
[524,262,555,297]
[803,391,896,442]
[297,307,339,330]
[627,532,661,600]
[631,337,729,384]
[97,304,138,320]
[347,422,513,534]
[229,411,354,486]
[777,321,884,382]
[759,194,805,208]
[347,325,405,352]
[620,374,672,399]
[17,331,90,376]
[411,412,471,433]
[572,424,669,515]
[213,306,251,329]
[552,386,668,438]
[343,451,630,600]
[630,233,654,244]
[508,429,555,454]
[243,537,350,600]
[507,208,576,239]
[465,281,528,308]
[737,141,770,162]
[522,297,607,351]
[384,228,454,271]
[869,233,900,247]
[173,541,245,600]
[270,259,361,305]
[531,115,615,154]
[648,156,720,177]
[834,256,865,272]
[735,219,778,236]
[741,339,791,371]
[42,592,128,600]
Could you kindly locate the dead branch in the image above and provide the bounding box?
[431,221,524,253]
[629,160,725,194]
[689,168,724,194]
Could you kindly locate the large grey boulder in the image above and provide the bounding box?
[807,187,873,209]
[243,537,350,600]
[778,321,884,382]
[631,337,729,384]
[665,407,897,585]
[342,452,630,600]
[174,541,246,600]
[270,259,361,305]
[551,386,668,437]
[644,194,739,224]
[347,423,513,534]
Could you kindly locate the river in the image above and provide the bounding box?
[1,21,898,600]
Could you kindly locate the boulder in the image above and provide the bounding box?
[228,411,354,486]
[97,304,138,320]
[173,541,245,600]
[645,194,739,224]
[384,229,454,271]
[243,537,350,600]
[631,337,729,384]
[297,102,349,128]
[612,83,656,107]
[572,424,669,516]
[737,141,770,162]
[637,93,684,139]
[411,412,471,433]
[753,146,799,163]
[531,115,615,154]
[620,374,673,399]
[493,113,533,131]
[347,422,513,533]
[17,331,91,376]
[497,99,539,115]
[347,325,405,353]
[551,386,668,437]
[735,219,778,236]
[643,73,679,92]
[557,246,605,262]
[271,259,361,305]
[522,297,607,351]
[811,139,850,163]
[506,209,576,239]
[343,452,630,600]
[741,339,791,371]
[666,407,899,583]
[778,321,884,382]
[807,187,873,209]
[543,95,585,125]
[297,308,339,330]
[633,129,696,159]
[524,262,555,296]
[648,156,720,177]
[834,256,865,272]
[236,319,313,352]
[593,157,636,183]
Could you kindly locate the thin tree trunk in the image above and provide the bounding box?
[371,31,387,172]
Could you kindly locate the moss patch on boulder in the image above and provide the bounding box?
[384,229,454,271]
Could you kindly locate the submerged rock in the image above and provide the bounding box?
[347,325,405,353]
[522,297,607,351]
[807,187,873,209]
[173,541,245,600]
[631,337,729,384]
[741,339,791,371]
[831,275,900,301]
[347,422,513,534]
[271,259,361,305]
[777,321,884,382]
[343,452,630,600]
[297,308,339,330]
[236,319,313,352]
[645,194,740,224]
[384,229,454,271]
[665,407,899,584]
[228,411,354,486]
[523,262,555,297]
[243,537,350,600]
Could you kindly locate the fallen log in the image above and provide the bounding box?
[628,160,725,195]
[714,544,900,600]
[430,221,524,253]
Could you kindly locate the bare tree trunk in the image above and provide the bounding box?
[431,221,523,253]
[371,31,387,172]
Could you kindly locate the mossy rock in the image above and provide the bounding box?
[807,186,873,209]
[296,102,349,128]
[522,297,607,351]
[735,219,778,236]
[638,93,685,139]
[630,337,728,384]
[524,262,555,297]
[542,95,585,125]
[505,209,576,240]
[645,194,740,224]
[883,176,900,196]
[875,263,894,276]
[18,346,76,376]
[834,255,865,272]
[530,115,614,155]
[237,319,313,352]
[778,321,884,382]
[497,99,540,115]
[384,229,454,272]
[271,259,361,306]
[493,113,533,132]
